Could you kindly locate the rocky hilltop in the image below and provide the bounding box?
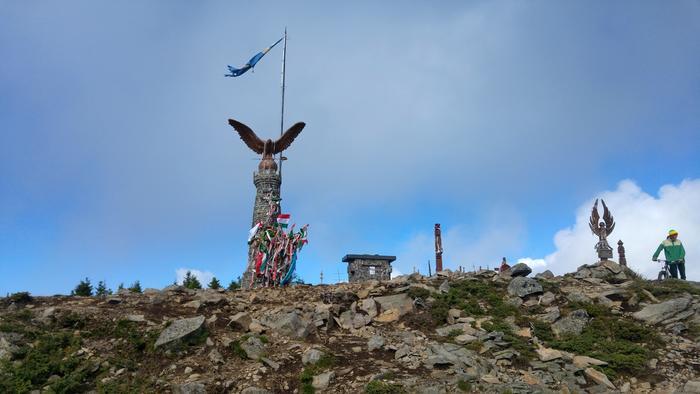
[2,261,700,393]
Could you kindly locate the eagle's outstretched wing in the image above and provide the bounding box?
[589,199,600,235]
[602,199,615,235]
[272,122,305,154]
[228,118,264,154]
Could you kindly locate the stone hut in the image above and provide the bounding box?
[342,254,395,283]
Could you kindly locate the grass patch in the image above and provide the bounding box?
[0,331,98,393]
[547,308,661,379]
[365,380,406,394]
[463,340,483,352]
[531,320,554,342]
[481,319,535,367]
[299,353,337,394]
[457,379,472,391]
[431,279,517,323]
[630,278,700,301]
[407,287,432,300]
[229,340,247,359]
[446,329,463,340]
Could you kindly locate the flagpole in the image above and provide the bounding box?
[279,28,288,178]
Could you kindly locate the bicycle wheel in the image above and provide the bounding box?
[658,270,667,281]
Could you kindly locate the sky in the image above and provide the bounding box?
[1,1,699,295]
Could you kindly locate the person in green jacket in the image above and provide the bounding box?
[652,229,686,280]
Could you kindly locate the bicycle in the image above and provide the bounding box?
[656,259,683,280]
[656,259,670,280]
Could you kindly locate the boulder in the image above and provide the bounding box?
[507,277,543,298]
[632,295,692,325]
[266,311,313,339]
[172,382,207,394]
[359,298,378,318]
[368,335,385,351]
[302,348,324,365]
[439,280,450,293]
[535,270,554,279]
[566,291,592,304]
[240,388,272,394]
[240,336,265,360]
[0,333,20,360]
[374,293,413,316]
[572,355,608,368]
[312,371,335,390]
[538,292,556,306]
[228,312,252,331]
[683,381,700,393]
[154,315,205,347]
[510,263,532,277]
[584,367,615,389]
[552,309,589,338]
[536,346,562,362]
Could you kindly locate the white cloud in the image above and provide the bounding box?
[516,257,547,270]
[544,179,700,280]
[175,268,214,286]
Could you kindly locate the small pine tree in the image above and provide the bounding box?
[227,276,241,291]
[117,283,124,291]
[95,280,112,296]
[128,280,142,293]
[208,277,221,290]
[72,277,93,296]
[182,271,202,289]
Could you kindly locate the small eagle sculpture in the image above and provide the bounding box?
[228,118,305,171]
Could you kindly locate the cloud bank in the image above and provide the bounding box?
[175,268,214,287]
[544,179,700,279]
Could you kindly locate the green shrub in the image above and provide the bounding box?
[407,287,431,300]
[95,281,112,296]
[128,281,142,294]
[208,277,221,290]
[365,380,406,394]
[457,379,472,391]
[72,277,93,296]
[182,271,202,290]
[548,315,660,378]
[0,332,96,393]
[8,291,33,303]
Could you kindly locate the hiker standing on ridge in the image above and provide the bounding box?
[499,257,511,273]
[653,229,686,280]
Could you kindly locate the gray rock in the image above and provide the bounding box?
[359,298,378,318]
[439,280,450,293]
[507,277,543,298]
[240,388,272,394]
[302,348,324,365]
[154,315,205,347]
[510,263,532,277]
[538,292,556,306]
[261,357,280,370]
[266,311,313,339]
[683,381,700,393]
[632,295,692,325]
[208,348,224,364]
[374,293,414,316]
[195,290,225,305]
[566,291,592,304]
[0,334,20,360]
[312,371,335,390]
[241,336,265,360]
[552,309,589,338]
[228,312,252,331]
[535,270,554,279]
[172,382,207,394]
[368,335,385,351]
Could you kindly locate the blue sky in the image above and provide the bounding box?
[1,1,699,295]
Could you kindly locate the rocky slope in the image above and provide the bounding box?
[1,261,700,393]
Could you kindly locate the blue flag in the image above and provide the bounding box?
[225,37,284,77]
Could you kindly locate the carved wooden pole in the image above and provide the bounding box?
[435,223,443,272]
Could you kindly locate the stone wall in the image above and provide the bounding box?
[347,259,392,283]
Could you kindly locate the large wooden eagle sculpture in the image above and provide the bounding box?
[589,198,615,239]
[228,118,305,172]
